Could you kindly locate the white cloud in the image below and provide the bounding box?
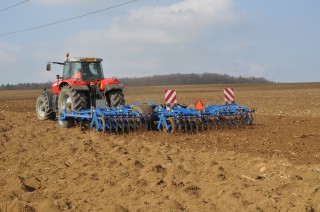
[105,0,235,44]
[61,0,238,78]
[8,0,240,82]
[68,0,236,46]
[130,0,235,27]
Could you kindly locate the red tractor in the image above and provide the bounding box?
[36,53,125,120]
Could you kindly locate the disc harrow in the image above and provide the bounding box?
[58,103,255,134]
[155,103,255,134]
[58,104,152,134]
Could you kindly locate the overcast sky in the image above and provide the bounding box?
[0,0,319,84]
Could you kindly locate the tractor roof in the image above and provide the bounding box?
[65,57,103,62]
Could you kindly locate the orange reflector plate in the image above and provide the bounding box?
[195,100,204,111]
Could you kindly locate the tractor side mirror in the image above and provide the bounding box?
[46,63,51,71]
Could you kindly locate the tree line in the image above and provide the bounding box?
[0,73,271,90]
[120,73,271,87]
[0,82,53,90]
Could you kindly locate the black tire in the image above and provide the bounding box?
[58,85,87,115]
[132,103,154,131]
[132,103,153,115]
[36,93,55,120]
[107,90,125,107]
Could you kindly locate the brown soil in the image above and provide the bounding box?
[0,83,320,211]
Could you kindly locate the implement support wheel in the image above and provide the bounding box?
[163,117,175,135]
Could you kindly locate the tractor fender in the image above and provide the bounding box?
[104,83,124,92]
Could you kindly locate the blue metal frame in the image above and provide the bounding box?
[58,103,255,134]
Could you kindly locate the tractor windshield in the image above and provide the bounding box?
[63,61,104,80]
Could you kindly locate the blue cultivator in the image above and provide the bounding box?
[58,103,255,134]
[58,104,152,134]
[155,103,255,134]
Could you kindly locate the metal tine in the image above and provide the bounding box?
[143,118,147,132]
[234,116,239,129]
[227,116,231,129]
[141,118,144,132]
[205,116,210,131]
[133,118,137,132]
[218,117,223,130]
[193,118,197,133]
[146,118,149,131]
[204,116,209,131]
[121,118,125,134]
[188,118,192,134]
[184,117,188,133]
[141,118,146,132]
[148,117,152,131]
[213,117,218,130]
[177,118,182,132]
[135,118,139,132]
[230,116,235,129]
[131,118,135,132]
[126,118,129,133]
[196,118,201,133]
[109,118,112,133]
[115,118,119,135]
[147,117,151,131]
[222,116,226,129]
[199,118,203,132]
[139,118,143,132]
[191,118,196,134]
[200,118,205,132]
[186,117,190,134]
[129,118,134,132]
[195,118,199,133]
[223,117,227,129]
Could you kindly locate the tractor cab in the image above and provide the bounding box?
[63,57,104,81]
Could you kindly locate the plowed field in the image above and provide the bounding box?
[0,83,320,211]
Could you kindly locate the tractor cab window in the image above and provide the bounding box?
[63,62,82,80]
[63,61,104,80]
[63,63,71,79]
[82,62,104,80]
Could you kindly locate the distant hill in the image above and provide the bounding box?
[0,73,271,90]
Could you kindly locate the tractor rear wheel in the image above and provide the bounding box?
[36,93,55,120]
[107,90,125,107]
[58,85,87,115]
